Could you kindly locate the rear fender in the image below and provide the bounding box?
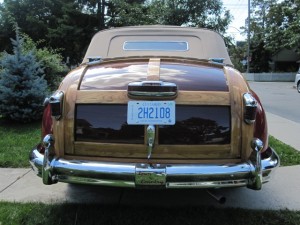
[251,90,268,152]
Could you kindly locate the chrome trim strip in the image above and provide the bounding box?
[49,91,64,120]
[247,139,263,190]
[243,93,258,124]
[29,146,279,189]
[127,81,178,99]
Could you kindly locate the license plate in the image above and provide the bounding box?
[127,101,175,125]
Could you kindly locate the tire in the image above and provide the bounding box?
[297,82,300,93]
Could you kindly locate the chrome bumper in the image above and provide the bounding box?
[29,138,279,190]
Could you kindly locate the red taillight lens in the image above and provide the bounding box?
[42,103,53,139]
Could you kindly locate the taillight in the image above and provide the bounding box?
[243,93,257,124]
[42,103,53,139]
[49,91,64,120]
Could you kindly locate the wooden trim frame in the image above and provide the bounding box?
[224,67,254,161]
[76,90,230,105]
[74,142,232,160]
[72,90,233,161]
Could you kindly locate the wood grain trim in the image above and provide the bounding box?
[147,58,160,81]
[176,91,230,105]
[64,84,79,155]
[224,68,242,158]
[74,142,232,159]
[64,154,242,164]
[76,90,230,105]
[224,67,254,160]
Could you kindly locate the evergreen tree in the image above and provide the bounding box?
[0,28,48,122]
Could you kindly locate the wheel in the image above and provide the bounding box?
[297,82,300,93]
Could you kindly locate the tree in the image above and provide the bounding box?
[228,42,248,72]
[0,28,48,122]
[0,0,98,65]
[148,0,232,34]
[0,0,232,65]
[106,0,154,27]
[265,0,300,54]
[240,0,300,72]
[244,0,274,72]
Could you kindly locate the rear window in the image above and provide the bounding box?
[123,41,188,51]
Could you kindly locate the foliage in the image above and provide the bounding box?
[228,43,247,72]
[240,0,300,72]
[0,0,98,65]
[46,1,99,64]
[243,0,274,72]
[250,40,271,72]
[0,0,233,65]
[264,0,299,51]
[0,28,48,123]
[107,0,155,27]
[21,34,68,91]
[148,0,232,34]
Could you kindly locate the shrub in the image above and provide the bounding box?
[21,34,69,91]
[0,28,48,123]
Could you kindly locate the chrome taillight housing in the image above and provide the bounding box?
[49,91,64,120]
[243,93,257,124]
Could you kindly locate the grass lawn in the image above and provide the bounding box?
[268,136,300,166]
[0,202,299,225]
[0,118,40,168]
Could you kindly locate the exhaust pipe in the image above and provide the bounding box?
[207,189,226,204]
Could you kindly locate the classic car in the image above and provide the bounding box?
[30,26,279,195]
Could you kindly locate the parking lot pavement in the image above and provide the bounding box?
[1,165,300,210]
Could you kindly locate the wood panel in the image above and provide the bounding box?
[64,154,241,164]
[147,58,160,81]
[76,90,230,105]
[224,67,254,160]
[64,84,79,155]
[74,141,232,159]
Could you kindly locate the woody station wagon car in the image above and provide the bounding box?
[30,26,279,193]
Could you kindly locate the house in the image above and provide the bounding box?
[271,48,300,72]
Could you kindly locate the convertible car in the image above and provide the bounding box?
[30,26,279,192]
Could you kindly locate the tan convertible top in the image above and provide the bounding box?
[83,25,232,65]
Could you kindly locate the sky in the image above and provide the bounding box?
[223,0,249,41]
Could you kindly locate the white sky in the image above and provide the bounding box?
[223,0,248,41]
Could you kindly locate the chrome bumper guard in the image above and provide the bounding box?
[29,137,279,190]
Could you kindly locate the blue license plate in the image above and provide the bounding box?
[127,101,175,125]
